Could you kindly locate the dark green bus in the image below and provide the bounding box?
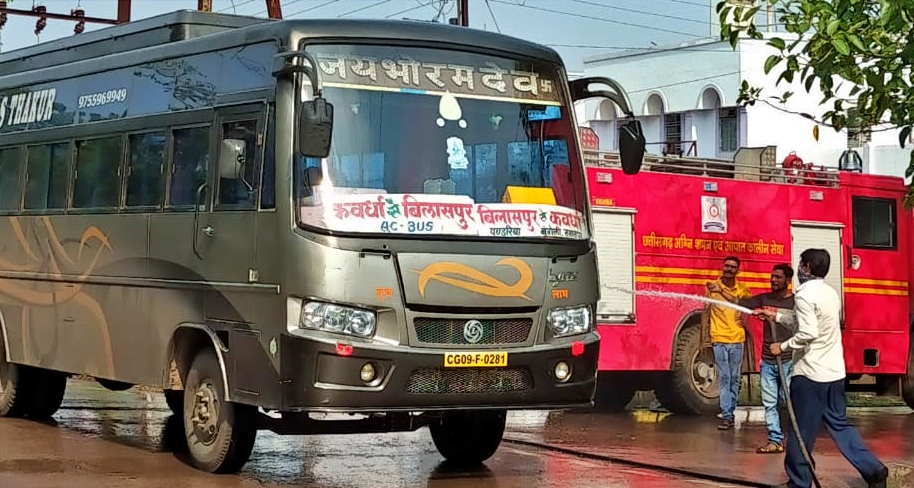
[0,10,643,473]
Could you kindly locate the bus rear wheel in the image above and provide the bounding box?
[183,349,257,473]
[654,326,720,416]
[429,410,506,466]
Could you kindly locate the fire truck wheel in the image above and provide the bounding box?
[429,409,506,466]
[902,331,914,411]
[183,349,257,473]
[655,326,720,416]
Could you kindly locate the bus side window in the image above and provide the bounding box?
[169,126,210,209]
[126,131,167,208]
[217,119,260,210]
[72,135,125,210]
[24,142,70,211]
[0,146,25,211]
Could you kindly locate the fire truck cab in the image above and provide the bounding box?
[583,147,913,415]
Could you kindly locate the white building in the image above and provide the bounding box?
[573,34,913,183]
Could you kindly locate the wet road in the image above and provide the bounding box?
[0,379,734,488]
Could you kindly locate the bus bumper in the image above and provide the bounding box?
[278,333,599,412]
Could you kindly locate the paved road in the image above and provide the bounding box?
[0,379,733,488]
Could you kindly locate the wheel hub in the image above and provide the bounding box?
[691,348,718,399]
[191,381,219,444]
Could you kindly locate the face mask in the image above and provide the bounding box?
[797,267,815,284]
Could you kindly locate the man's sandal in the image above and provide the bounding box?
[757,442,784,453]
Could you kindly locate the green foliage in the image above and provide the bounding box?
[717,0,914,208]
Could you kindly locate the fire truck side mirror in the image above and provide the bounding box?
[618,119,645,175]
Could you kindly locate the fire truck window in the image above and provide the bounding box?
[852,196,897,250]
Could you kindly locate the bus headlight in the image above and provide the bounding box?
[299,302,377,338]
[547,306,592,338]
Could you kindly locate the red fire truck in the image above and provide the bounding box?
[582,147,914,415]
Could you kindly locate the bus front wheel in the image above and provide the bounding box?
[429,410,506,466]
[0,334,32,418]
[182,349,257,473]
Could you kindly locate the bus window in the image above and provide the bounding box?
[126,132,167,208]
[24,142,70,211]
[217,119,260,209]
[0,147,24,211]
[169,126,210,209]
[72,136,125,209]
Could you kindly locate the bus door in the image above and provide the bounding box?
[199,103,267,322]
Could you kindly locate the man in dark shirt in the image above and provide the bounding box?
[740,263,795,454]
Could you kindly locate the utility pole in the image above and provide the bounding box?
[457,0,468,26]
[0,0,130,37]
[264,0,283,19]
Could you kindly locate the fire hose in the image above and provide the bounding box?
[765,315,822,488]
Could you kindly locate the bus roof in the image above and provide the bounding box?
[0,10,565,77]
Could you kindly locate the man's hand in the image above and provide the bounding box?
[754,307,777,320]
[706,281,721,293]
[770,342,783,356]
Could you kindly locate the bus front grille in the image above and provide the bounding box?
[404,367,533,394]
[413,318,532,345]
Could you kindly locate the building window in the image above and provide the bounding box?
[719,107,738,152]
[852,196,896,250]
[664,113,682,155]
[847,108,871,148]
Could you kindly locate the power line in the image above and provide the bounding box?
[484,0,501,33]
[284,0,343,17]
[384,1,436,19]
[628,71,741,93]
[548,43,732,52]
[566,0,708,25]
[216,0,257,13]
[488,0,701,37]
[336,0,394,18]
[659,0,713,8]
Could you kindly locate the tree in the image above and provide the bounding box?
[717,0,913,208]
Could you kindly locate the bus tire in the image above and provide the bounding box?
[164,389,183,415]
[429,409,505,466]
[27,369,68,419]
[183,349,257,474]
[0,333,34,418]
[902,331,914,411]
[654,326,720,416]
[594,373,636,411]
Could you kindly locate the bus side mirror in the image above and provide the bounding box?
[618,119,645,175]
[298,97,334,158]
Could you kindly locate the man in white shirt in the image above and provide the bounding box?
[757,248,888,488]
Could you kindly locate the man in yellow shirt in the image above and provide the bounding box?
[702,256,753,430]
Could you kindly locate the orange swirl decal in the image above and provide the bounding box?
[414,257,534,301]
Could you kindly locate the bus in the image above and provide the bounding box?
[0,10,645,473]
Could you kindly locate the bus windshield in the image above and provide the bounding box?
[296,43,588,241]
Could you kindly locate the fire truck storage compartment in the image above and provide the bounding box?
[789,221,846,307]
[592,208,636,323]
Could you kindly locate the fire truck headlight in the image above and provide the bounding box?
[547,306,592,338]
[287,298,377,339]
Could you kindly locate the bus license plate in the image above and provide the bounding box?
[443,352,508,368]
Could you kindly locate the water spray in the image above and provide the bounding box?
[602,285,753,314]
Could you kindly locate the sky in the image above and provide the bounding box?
[0,0,723,71]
